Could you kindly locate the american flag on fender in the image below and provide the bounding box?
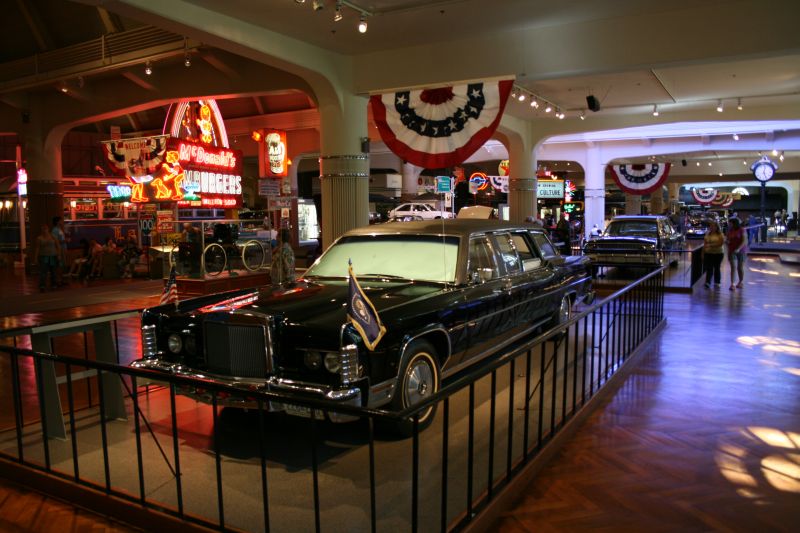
[160,265,178,305]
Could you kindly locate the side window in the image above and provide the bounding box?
[531,232,559,259]
[397,205,410,213]
[468,236,498,282]
[511,232,542,271]
[494,233,522,275]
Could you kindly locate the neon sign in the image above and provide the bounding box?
[469,172,490,191]
[264,130,288,177]
[107,184,132,201]
[16,168,27,196]
[168,138,243,208]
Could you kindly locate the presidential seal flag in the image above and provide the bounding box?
[347,261,386,351]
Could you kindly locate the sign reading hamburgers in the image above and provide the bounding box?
[168,138,244,208]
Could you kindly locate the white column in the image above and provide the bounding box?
[401,162,422,198]
[583,146,606,237]
[507,136,536,223]
[650,187,665,214]
[318,92,370,248]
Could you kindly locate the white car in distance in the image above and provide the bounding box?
[389,202,454,220]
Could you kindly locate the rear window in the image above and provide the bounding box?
[606,221,657,236]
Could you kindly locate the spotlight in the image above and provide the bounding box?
[743,160,747,165]
[732,133,739,141]
[771,149,778,156]
[295,0,306,3]
[312,0,324,11]
[716,100,723,112]
[544,104,552,113]
[251,130,262,142]
[184,54,191,67]
[530,98,538,108]
[579,110,585,120]
[737,98,743,111]
[708,162,712,166]
[145,61,152,76]
[511,89,517,99]
[652,104,659,117]
[696,162,700,167]
[779,151,784,162]
[557,110,565,119]
[358,14,367,33]
[518,93,526,102]
[334,1,343,21]
[719,172,723,176]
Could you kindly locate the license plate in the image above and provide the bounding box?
[274,402,321,419]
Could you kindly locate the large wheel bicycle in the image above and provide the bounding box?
[241,240,267,271]
[202,243,226,277]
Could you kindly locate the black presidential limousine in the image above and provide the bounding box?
[133,220,594,431]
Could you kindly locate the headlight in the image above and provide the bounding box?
[324,353,341,373]
[304,351,322,370]
[167,333,183,354]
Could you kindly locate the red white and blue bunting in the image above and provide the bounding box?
[691,187,717,205]
[608,163,671,195]
[370,80,513,168]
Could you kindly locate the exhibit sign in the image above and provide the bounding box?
[259,179,281,197]
[264,130,288,177]
[537,180,565,199]
[169,138,243,208]
[16,168,27,197]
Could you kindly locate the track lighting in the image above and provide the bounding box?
[579,110,585,120]
[510,89,517,99]
[732,133,739,141]
[334,1,343,21]
[708,162,712,166]
[358,14,367,33]
[544,104,552,113]
[184,54,191,67]
[779,151,784,162]
[530,98,538,108]
[312,0,324,10]
[518,93,526,102]
[737,98,743,111]
[771,149,778,156]
[652,104,659,117]
[557,110,565,119]
[716,100,723,112]
[696,162,700,167]
[145,61,152,75]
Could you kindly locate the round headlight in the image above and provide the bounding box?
[324,353,341,373]
[167,334,183,354]
[304,351,322,370]
[184,335,196,355]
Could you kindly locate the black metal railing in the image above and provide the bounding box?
[0,268,665,532]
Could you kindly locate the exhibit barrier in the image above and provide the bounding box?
[587,246,703,291]
[0,267,665,532]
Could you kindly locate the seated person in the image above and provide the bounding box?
[118,236,143,278]
[68,239,90,278]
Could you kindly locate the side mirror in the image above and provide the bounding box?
[471,268,495,283]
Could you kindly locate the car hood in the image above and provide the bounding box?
[181,279,445,347]
[587,235,657,246]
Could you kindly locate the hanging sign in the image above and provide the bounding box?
[259,179,281,197]
[168,138,243,208]
[264,130,288,177]
[370,79,514,168]
[436,176,453,193]
[537,180,564,199]
[498,160,509,176]
[608,163,671,195]
[16,168,27,197]
[268,196,296,211]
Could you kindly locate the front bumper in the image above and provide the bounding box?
[131,358,363,422]
[585,252,661,265]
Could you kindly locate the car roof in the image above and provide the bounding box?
[344,219,546,239]
[609,215,666,221]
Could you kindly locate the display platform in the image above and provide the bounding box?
[174,271,270,296]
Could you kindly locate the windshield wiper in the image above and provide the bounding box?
[358,273,410,280]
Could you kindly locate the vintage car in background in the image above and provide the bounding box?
[389,202,455,220]
[133,220,593,433]
[583,215,684,269]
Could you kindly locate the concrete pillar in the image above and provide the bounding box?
[668,182,680,203]
[650,187,665,214]
[507,135,536,223]
[401,162,422,198]
[625,194,642,215]
[583,147,606,238]
[22,115,64,251]
[318,92,369,248]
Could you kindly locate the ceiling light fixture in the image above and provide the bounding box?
[334,1,343,21]
[557,110,565,119]
[737,98,743,111]
[518,93,526,102]
[708,162,712,166]
[184,53,191,67]
[358,14,368,33]
[716,100,723,112]
[772,148,778,156]
[312,0,325,10]
[530,99,538,108]
[544,104,552,113]
[145,61,152,76]
[743,160,747,165]
[779,151,785,162]
[732,133,739,141]
[579,110,585,120]
[652,104,659,117]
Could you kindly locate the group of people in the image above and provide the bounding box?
[33,217,143,291]
[702,216,747,291]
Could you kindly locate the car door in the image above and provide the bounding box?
[502,231,558,333]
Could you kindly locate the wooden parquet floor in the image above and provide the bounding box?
[495,255,800,532]
[0,477,138,532]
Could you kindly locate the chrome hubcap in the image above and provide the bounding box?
[405,358,434,407]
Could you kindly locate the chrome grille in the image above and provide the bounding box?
[141,325,157,358]
[204,322,269,378]
[339,345,359,385]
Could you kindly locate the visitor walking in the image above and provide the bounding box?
[726,217,747,290]
[51,216,68,286]
[702,220,724,288]
[270,228,296,287]
[34,223,60,292]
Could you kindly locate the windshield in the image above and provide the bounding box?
[306,234,460,283]
[605,221,657,237]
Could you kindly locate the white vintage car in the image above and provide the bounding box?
[389,202,455,220]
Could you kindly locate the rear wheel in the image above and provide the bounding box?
[388,340,440,436]
[241,240,266,271]
[203,243,226,277]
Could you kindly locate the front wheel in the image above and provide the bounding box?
[203,243,226,277]
[241,240,266,271]
[388,340,441,436]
